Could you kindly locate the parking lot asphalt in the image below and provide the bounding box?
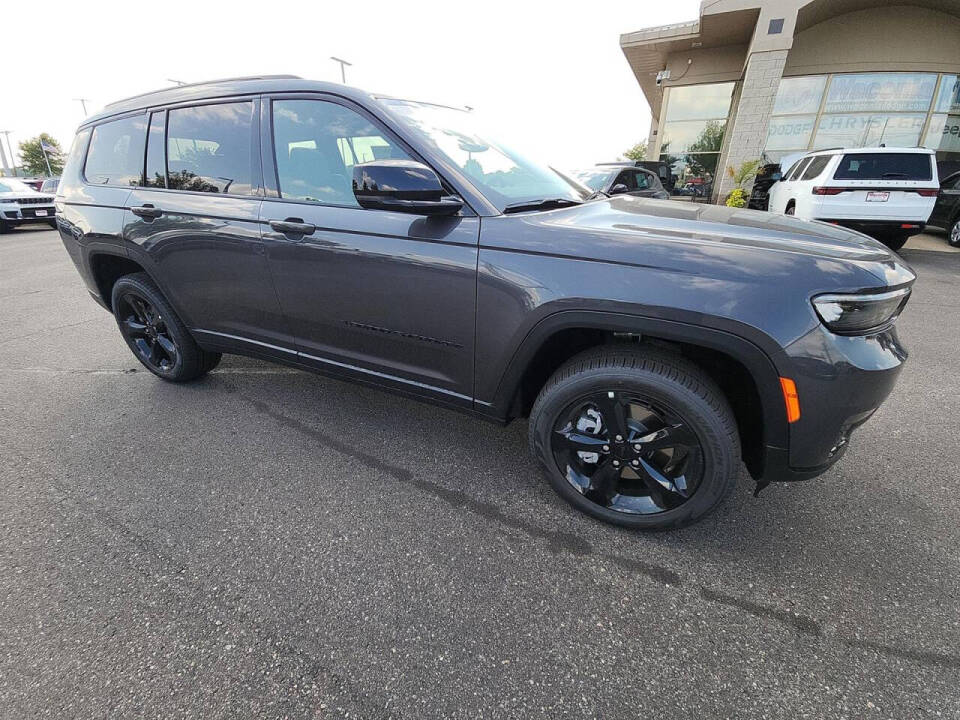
[1,226,959,719]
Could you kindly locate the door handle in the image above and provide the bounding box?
[269,218,316,236]
[131,204,162,219]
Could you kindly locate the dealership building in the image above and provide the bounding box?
[620,0,960,201]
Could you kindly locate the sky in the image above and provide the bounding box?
[2,0,701,173]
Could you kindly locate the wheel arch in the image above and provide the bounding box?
[88,251,150,311]
[484,311,790,480]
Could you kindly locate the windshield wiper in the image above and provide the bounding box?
[882,172,909,178]
[502,197,583,214]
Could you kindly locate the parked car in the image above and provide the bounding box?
[767,147,939,251]
[927,171,960,247]
[18,177,45,191]
[597,160,676,193]
[0,177,57,232]
[570,164,670,199]
[57,76,916,530]
[40,177,60,194]
[748,162,784,211]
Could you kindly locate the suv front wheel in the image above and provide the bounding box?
[111,272,221,381]
[529,346,740,530]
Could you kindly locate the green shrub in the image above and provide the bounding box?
[725,188,748,208]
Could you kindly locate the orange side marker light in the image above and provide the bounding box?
[779,377,801,423]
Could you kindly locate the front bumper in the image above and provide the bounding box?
[2,205,56,223]
[766,322,907,482]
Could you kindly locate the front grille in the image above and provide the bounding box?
[16,197,53,205]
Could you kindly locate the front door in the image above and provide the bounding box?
[123,101,290,353]
[260,96,479,404]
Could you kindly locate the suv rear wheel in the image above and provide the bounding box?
[948,217,960,248]
[529,346,740,530]
[111,272,221,381]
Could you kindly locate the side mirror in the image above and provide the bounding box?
[352,160,463,216]
[609,183,630,195]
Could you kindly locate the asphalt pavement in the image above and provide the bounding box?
[1,227,959,719]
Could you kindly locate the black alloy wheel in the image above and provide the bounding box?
[116,292,179,374]
[949,217,960,248]
[552,391,703,515]
[110,272,221,382]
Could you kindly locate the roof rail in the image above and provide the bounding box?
[104,75,303,108]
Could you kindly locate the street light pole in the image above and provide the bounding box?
[166,79,187,86]
[0,131,16,176]
[330,57,352,84]
[73,98,90,116]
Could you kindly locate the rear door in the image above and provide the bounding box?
[123,99,290,352]
[259,94,479,404]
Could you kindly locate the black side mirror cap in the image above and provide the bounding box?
[353,160,462,216]
[609,183,630,195]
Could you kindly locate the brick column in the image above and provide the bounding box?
[717,49,788,201]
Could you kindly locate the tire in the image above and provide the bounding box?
[785,203,795,216]
[110,272,221,382]
[948,217,960,248]
[46,219,58,229]
[529,346,740,531]
[0,221,12,234]
[880,234,908,252]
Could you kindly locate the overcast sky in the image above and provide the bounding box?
[3,0,701,172]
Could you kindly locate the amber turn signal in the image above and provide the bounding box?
[779,377,801,423]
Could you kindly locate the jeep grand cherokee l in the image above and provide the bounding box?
[56,76,916,530]
[0,177,57,232]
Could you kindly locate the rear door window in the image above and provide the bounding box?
[833,153,933,181]
[166,102,256,195]
[84,115,147,186]
[800,155,830,181]
[634,170,651,189]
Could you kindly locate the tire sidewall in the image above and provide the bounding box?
[111,274,195,381]
[949,218,960,248]
[531,365,737,530]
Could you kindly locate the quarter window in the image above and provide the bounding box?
[166,102,255,195]
[271,99,412,206]
[85,115,147,186]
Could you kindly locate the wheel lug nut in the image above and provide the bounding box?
[631,459,639,467]
[615,435,623,442]
[612,460,620,467]
[602,445,610,452]
[634,444,642,452]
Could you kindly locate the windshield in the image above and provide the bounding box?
[0,179,32,194]
[571,169,610,192]
[381,99,585,212]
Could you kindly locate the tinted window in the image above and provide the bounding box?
[272,99,412,206]
[572,170,609,192]
[943,173,960,190]
[800,155,830,180]
[166,102,255,195]
[614,171,636,190]
[788,157,813,181]
[143,112,166,188]
[635,170,651,189]
[782,159,803,180]
[84,116,146,186]
[833,153,933,181]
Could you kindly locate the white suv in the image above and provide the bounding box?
[767,147,939,251]
[0,177,57,233]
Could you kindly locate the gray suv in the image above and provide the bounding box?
[56,76,915,530]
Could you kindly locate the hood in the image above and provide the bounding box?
[486,195,912,289]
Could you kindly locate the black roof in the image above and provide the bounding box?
[82,75,377,127]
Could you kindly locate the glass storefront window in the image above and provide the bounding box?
[766,115,816,151]
[923,114,960,154]
[934,75,960,113]
[773,76,826,115]
[813,113,926,149]
[659,119,727,154]
[665,83,735,122]
[658,152,719,198]
[823,73,937,114]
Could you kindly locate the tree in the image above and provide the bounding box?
[622,141,647,162]
[18,134,64,176]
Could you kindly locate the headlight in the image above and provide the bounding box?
[812,287,911,334]
[0,199,17,204]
